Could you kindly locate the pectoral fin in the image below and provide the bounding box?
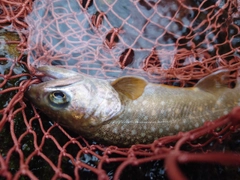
[111,77,147,100]
[195,69,230,93]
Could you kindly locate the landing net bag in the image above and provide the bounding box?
[0,0,240,179]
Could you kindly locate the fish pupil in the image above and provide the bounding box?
[48,90,69,107]
[53,91,65,99]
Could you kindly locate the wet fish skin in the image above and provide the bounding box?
[27,66,240,146]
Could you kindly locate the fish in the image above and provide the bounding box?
[26,66,240,146]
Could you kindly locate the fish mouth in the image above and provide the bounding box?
[25,84,41,102]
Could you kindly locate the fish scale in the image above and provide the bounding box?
[26,66,240,146]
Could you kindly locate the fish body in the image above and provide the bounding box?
[27,66,240,146]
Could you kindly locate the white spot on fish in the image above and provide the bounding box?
[159,129,163,133]
[143,125,147,130]
[128,108,132,112]
[224,110,229,115]
[161,101,166,105]
[216,99,222,105]
[131,129,137,135]
[135,119,139,123]
[141,133,146,137]
[151,127,156,132]
[166,127,169,131]
[201,118,205,123]
[148,135,152,139]
[175,109,180,114]
[151,110,157,116]
[142,100,147,105]
[144,116,148,121]
[125,120,130,124]
[183,119,187,124]
[174,124,179,130]
[112,127,118,134]
[195,122,199,128]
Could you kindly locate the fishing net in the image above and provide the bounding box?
[1,0,240,179]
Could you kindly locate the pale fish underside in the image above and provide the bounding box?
[26,66,240,146]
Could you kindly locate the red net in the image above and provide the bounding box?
[1,0,240,179]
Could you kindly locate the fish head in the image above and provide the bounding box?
[26,66,122,135]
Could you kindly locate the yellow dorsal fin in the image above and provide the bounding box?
[195,69,230,92]
[111,77,147,100]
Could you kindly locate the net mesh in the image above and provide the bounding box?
[1,0,240,179]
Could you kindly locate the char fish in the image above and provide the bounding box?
[26,66,240,146]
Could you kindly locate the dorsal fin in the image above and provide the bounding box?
[195,69,230,93]
[111,77,147,100]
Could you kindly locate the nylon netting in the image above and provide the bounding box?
[0,0,240,179]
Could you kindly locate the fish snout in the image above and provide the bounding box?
[25,84,42,103]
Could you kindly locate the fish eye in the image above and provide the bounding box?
[48,90,70,107]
